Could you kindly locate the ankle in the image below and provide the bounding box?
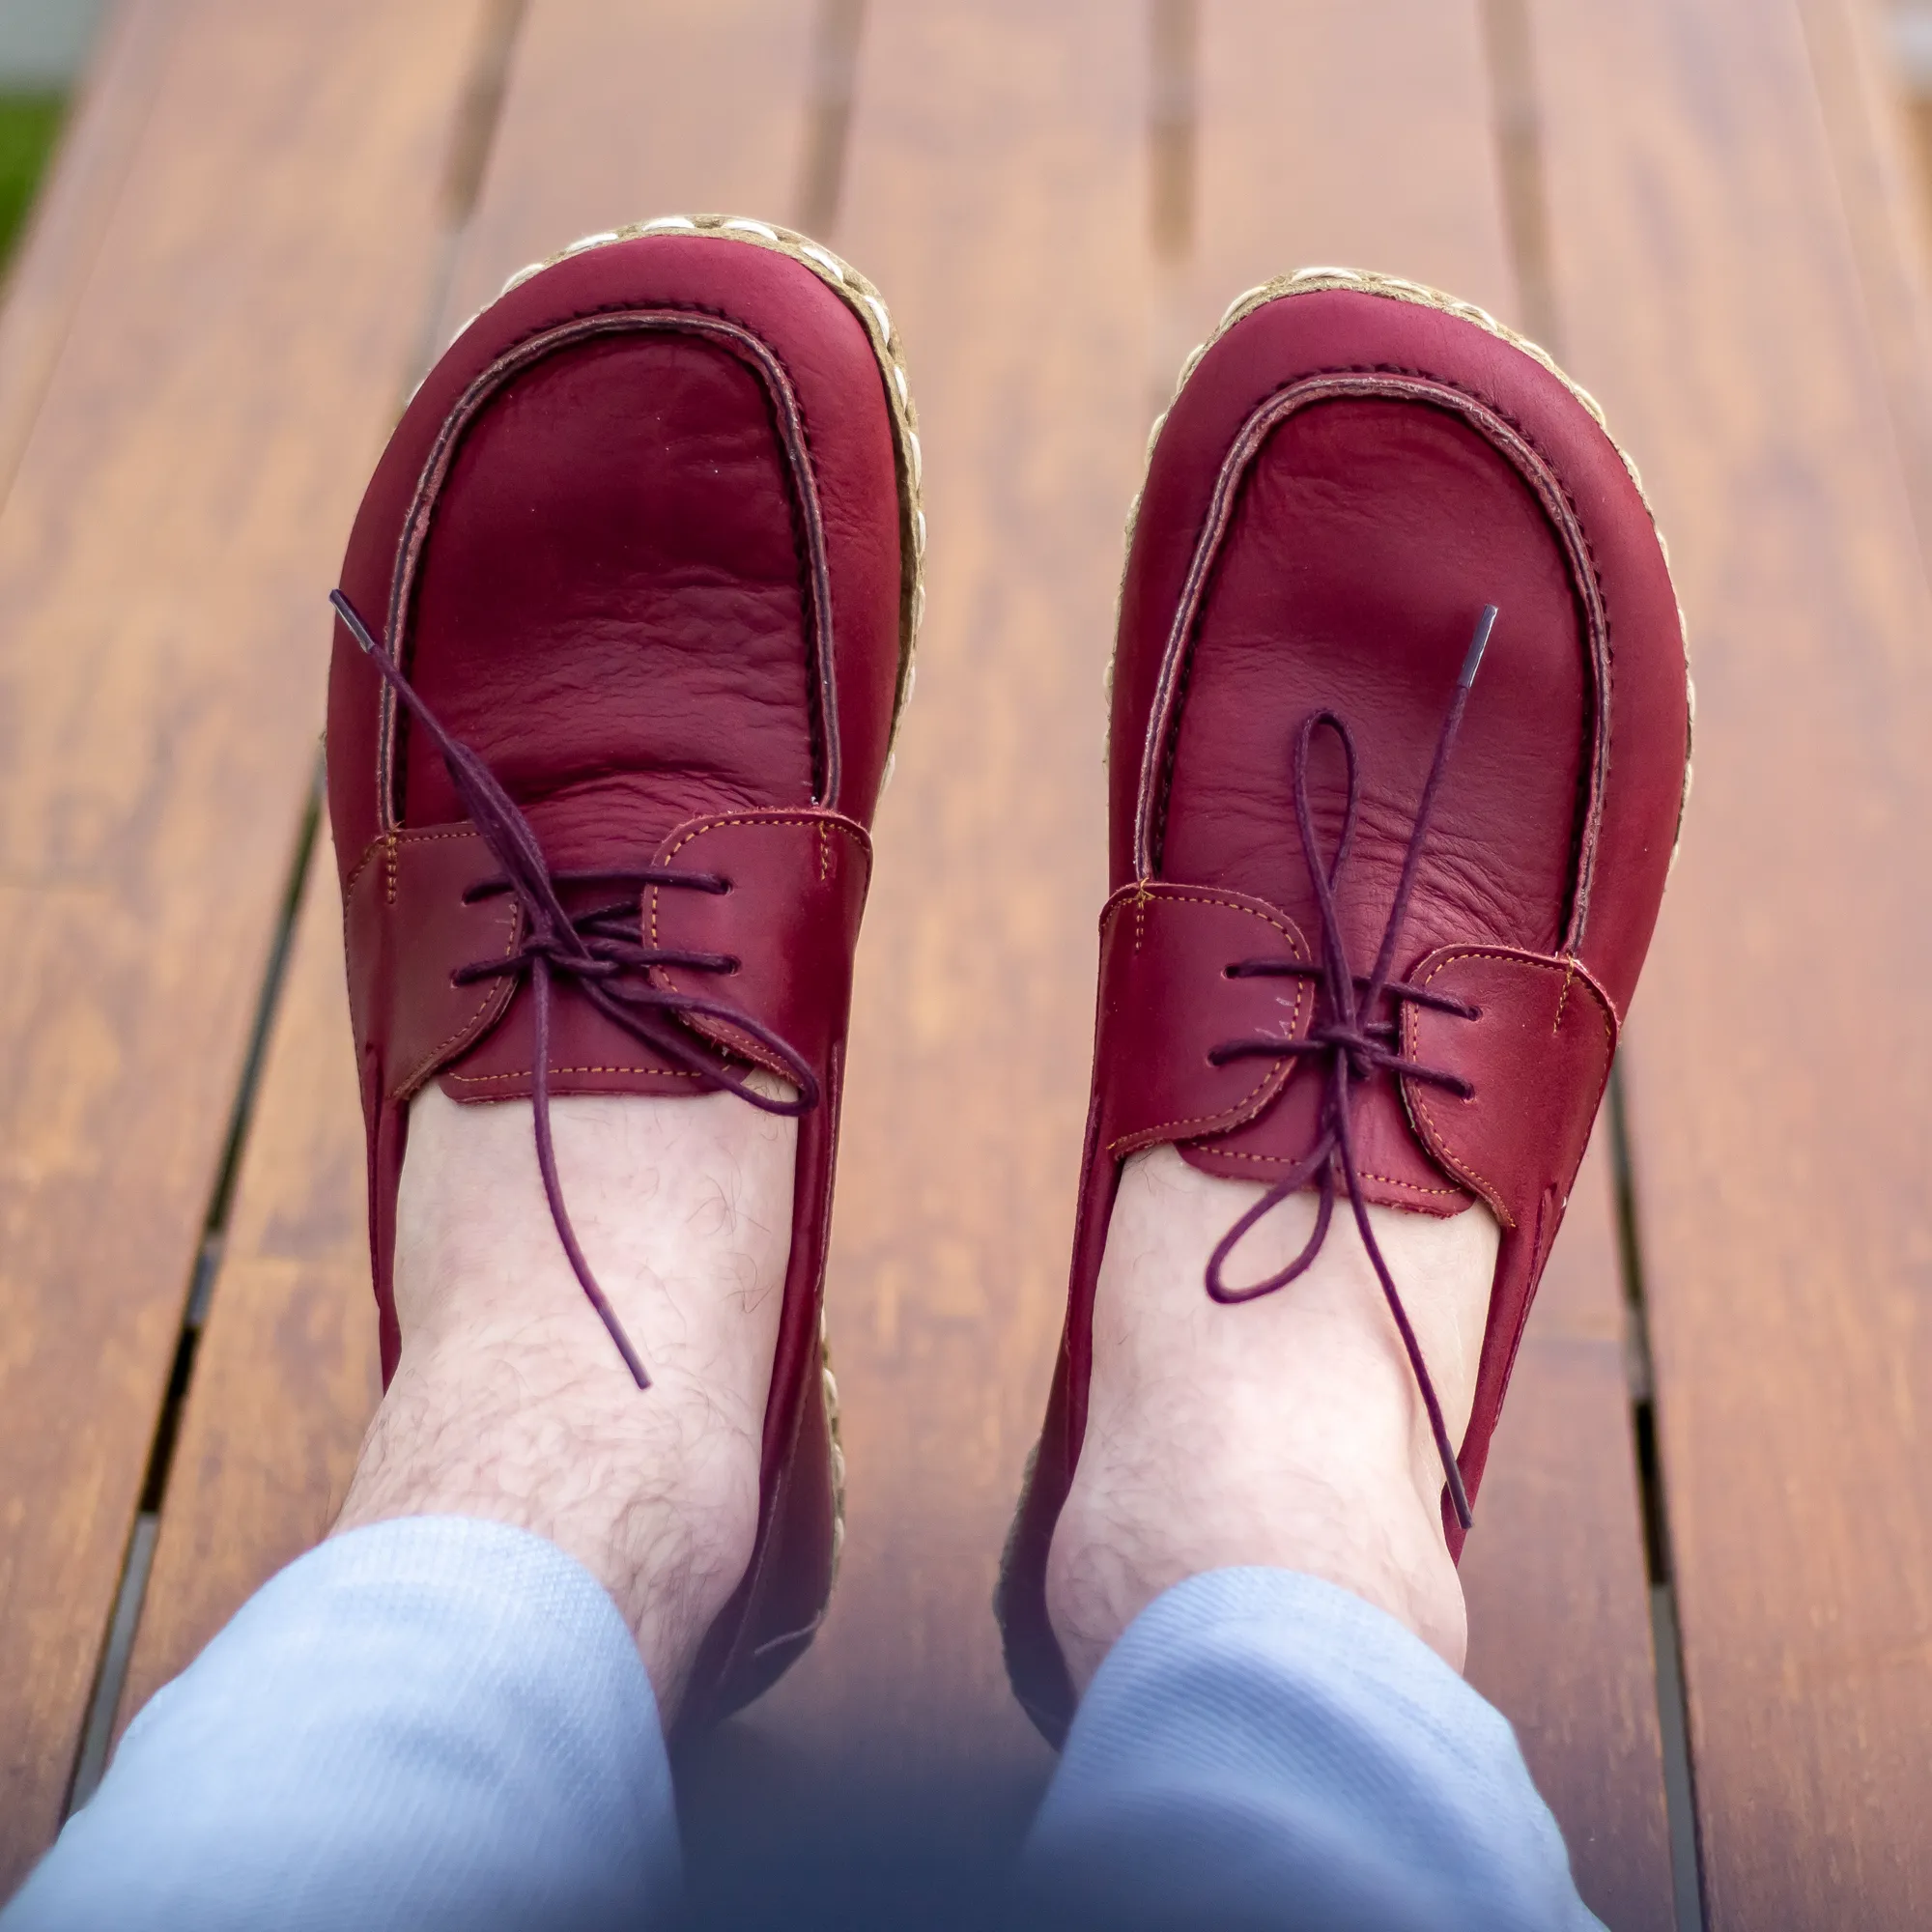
[332,1084,792,1721]
[1044,1146,1492,1693]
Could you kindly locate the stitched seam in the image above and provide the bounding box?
[1102,886,1303,941]
[347,825,481,908]
[1416,948,1614,1052]
[382,305,850,825]
[1190,1146,1464,1192]
[1406,950,1613,1214]
[1132,361,1612,926]
[1100,889,1312,1147]
[432,216,923,764]
[648,814,867,952]
[446,1064,703,1085]
[391,909,519,1098]
[663,812,867,860]
[1109,1066,1283,1151]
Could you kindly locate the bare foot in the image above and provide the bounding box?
[333,1082,794,1724]
[1044,1145,1497,1694]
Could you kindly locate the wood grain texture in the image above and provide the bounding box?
[438,0,816,335]
[1793,0,1932,576]
[1532,0,1932,1922]
[1190,9,1672,1922]
[107,0,825,1751]
[0,0,178,501]
[1189,0,1520,334]
[0,0,487,1884]
[1463,1132,1674,1932]
[724,0,1143,1784]
[112,838,381,1731]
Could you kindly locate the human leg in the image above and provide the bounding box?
[5,1078,791,1932]
[1023,1151,1596,1931]
[1000,271,1689,1926]
[5,220,917,1930]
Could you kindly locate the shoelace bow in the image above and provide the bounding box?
[331,590,819,1390]
[1201,605,1498,1529]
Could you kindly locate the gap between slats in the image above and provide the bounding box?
[61,0,879,1820]
[60,0,534,1815]
[1481,2,1706,1924]
[55,12,1712,1922]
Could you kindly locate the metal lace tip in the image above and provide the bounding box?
[1447,1457,1474,1531]
[329,587,381,656]
[1460,605,1498,689]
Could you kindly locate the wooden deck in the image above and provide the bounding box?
[3,2,1932,1924]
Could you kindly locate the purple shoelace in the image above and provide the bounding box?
[331,589,819,1390]
[1201,605,1497,1528]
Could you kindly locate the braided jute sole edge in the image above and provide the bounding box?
[1119,265,1695,861]
[448,211,931,1582]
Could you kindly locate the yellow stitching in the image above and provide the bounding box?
[429,214,924,760]
[1100,883,1304,944]
[1551,955,1577,1035]
[445,1065,703,1085]
[651,813,870,958]
[1415,948,1615,1056]
[1108,1064,1288,1152]
[1100,888,1313,1148]
[1403,950,1615,1223]
[346,825,483,906]
[1186,1145,1466,1195]
[390,903,519,1099]
[1118,268,1691,888]
[660,811,869,862]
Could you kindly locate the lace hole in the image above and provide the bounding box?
[724,956,742,976]
[1466,1005,1483,1021]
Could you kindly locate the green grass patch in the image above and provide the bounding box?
[0,93,64,270]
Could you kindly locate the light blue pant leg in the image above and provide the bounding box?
[1025,1567,1605,1932]
[2,1518,678,1932]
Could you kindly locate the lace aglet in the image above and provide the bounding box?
[329,587,383,658]
[1446,1458,1474,1531]
[599,1306,653,1391]
[1459,605,1498,690]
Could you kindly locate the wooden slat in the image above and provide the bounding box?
[111,0,824,1719]
[0,0,177,497]
[1188,0,1520,330]
[113,841,381,1729]
[438,0,817,332]
[1463,1135,1675,1932]
[743,0,1143,1778]
[1532,0,1932,1922]
[0,0,488,1885]
[1792,0,1932,566]
[145,0,1138,1840]
[1186,9,1673,1922]
[104,6,1680,1922]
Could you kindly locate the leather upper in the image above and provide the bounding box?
[326,227,911,1725]
[999,280,1690,1744]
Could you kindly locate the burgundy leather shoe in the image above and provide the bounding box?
[327,216,921,1726]
[998,270,1691,1743]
